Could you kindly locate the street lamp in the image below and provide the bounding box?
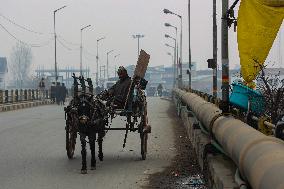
[107,49,114,80]
[166,52,175,88]
[132,34,145,58]
[80,24,91,76]
[114,54,120,77]
[53,5,67,82]
[164,23,178,76]
[165,34,177,86]
[164,8,183,87]
[96,37,105,86]
[188,0,192,90]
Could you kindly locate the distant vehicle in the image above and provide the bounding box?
[146,86,156,97]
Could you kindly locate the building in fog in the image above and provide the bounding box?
[0,57,8,89]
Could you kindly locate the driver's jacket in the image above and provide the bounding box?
[108,76,131,108]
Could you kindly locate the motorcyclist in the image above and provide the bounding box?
[157,83,163,97]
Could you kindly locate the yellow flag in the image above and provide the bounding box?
[237,0,284,85]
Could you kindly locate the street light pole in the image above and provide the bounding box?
[80,24,91,76]
[213,0,218,98]
[221,0,229,113]
[179,17,183,87]
[166,52,175,88]
[53,5,66,83]
[114,54,120,77]
[165,34,177,87]
[163,9,183,87]
[132,34,145,58]
[188,0,192,89]
[106,50,114,80]
[96,37,105,86]
[165,23,178,84]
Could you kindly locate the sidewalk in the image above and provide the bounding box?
[0,100,51,112]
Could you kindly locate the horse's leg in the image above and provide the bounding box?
[98,132,104,161]
[89,132,96,170]
[80,133,87,174]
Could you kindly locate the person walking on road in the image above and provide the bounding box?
[38,78,45,100]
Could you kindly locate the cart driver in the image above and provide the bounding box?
[103,66,132,109]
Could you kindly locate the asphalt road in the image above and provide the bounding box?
[0,97,178,189]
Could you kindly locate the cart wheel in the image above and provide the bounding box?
[66,114,77,159]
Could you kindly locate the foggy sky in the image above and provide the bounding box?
[0,0,283,79]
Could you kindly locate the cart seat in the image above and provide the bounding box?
[114,109,132,116]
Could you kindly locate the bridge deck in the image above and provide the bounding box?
[0,97,181,189]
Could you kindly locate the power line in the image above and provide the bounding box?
[83,48,96,57]
[0,22,53,47]
[57,37,80,51]
[0,12,52,35]
[57,38,73,50]
[57,35,80,46]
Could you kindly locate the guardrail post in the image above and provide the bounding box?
[35,89,38,100]
[28,89,31,100]
[20,89,23,101]
[11,89,14,103]
[31,89,35,100]
[0,90,3,104]
[4,90,8,103]
[24,90,27,101]
[15,89,19,102]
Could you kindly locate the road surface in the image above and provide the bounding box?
[0,97,178,189]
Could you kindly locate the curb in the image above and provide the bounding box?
[0,100,52,113]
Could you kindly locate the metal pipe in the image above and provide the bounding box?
[252,115,276,128]
[173,88,284,189]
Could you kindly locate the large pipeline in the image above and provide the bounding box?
[174,88,284,189]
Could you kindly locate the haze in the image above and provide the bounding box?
[0,0,283,79]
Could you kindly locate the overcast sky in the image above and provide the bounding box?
[0,0,283,78]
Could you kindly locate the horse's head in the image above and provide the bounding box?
[76,94,94,127]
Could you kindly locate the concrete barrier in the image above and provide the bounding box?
[0,100,51,113]
[174,88,284,189]
[179,104,238,189]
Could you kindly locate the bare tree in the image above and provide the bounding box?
[256,63,284,124]
[9,42,32,87]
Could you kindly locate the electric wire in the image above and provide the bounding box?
[57,37,73,51]
[83,48,96,57]
[57,37,80,51]
[0,22,53,47]
[57,35,80,46]
[0,12,52,35]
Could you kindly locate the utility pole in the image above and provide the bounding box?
[179,17,183,88]
[188,0,192,89]
[80,24,91,76]
[106,50,114,80]
[132,34,145,59]
[221,0,229,113]
[53,5,66,83]
[96,37,105,86]
[213,0,218,97]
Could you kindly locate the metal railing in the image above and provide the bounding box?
[0,89,50,104]
[178,86,279,136]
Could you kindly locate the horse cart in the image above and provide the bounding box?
[64,50,150,174]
